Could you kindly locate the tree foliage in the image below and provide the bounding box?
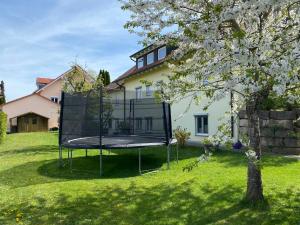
[122,0,300,202]
[63,64,102,94]
[0,81,5,105]
[98,69,111,86]
[0,111,7,144]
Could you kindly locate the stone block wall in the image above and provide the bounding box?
[239,109,300,155]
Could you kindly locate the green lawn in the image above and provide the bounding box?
[0,132,299,225]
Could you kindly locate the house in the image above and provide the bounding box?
[0,65,89,133]
[108,45,238,144]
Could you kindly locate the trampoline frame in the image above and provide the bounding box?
[58,88,176,176]
[63,140,177,175]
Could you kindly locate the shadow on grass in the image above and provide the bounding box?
[1,181,299,225]
[0,145,59,157]
[41,152,166,179]
[0,150,171,188]
[212,150,299,168]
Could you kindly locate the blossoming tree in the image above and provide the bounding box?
[121,0,300,202]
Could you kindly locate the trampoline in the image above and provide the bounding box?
[58,87,177,176]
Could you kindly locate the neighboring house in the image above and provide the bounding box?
[108,45,238,143]
[0,66,89,133]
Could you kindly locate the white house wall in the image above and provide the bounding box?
[117,65,238,143]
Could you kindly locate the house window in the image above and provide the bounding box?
[136,118,142,130]
[32,117,37,125]
[137,57,144,69]
[145,117,153,132]
[136,87,142,99]
[38,84,46,90]
[115,96,120,105]
[195,115,208,135]
[147,52,154,65]
[158,46,167,60]
[146,85,152,96]
[51,96,58,103]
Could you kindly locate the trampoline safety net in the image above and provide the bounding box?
[59,88,173,149]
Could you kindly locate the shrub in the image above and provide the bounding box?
[174,126,191,147]
[49,127,58,132]
[0,111,7,144]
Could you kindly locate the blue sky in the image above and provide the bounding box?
[0,0,141,101]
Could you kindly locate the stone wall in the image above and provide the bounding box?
[239,109,300,155]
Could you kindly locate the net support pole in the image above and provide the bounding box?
[99,149,103,177]
[162,101,170,170]
[58,146,63,167]
[58,91,65,168]
[176,143,179,164]
[167,144,170,170]
[99,86,103,177]
[138,148,142,175]
[85,149,88,157]
[70,149,73,172]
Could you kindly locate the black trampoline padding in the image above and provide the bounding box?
[62,135,175,149]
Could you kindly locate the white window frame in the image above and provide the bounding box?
[146,85,152,96]
[195,114,209,136]
[137,57,144,69]
[51,96,59,103]
[115,96,120,105]
[135,87,142,99]
[145,117,153,132]
[147,52,154,65]
[158,46,167,60]
[136,118,143,130]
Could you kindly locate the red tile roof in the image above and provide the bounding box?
[36,77,55,84]
[114,58,166,83]
[106,58,167,92]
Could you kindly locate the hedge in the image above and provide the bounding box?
[0,111,7,144]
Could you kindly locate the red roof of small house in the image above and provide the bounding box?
[36,77,55,84]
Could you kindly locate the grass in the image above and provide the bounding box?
[0,132,299,225]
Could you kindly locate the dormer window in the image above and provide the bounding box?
[37,83,46,90]
[137,57,144,69]
[158,46,167,60]
[51,96,59,103]
[147,52,154,65]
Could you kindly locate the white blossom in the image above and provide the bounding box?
[122,0,300,144]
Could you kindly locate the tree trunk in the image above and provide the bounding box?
[245,102,264,202]
[246,160,263,201]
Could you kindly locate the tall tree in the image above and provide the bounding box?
[98,69,111,86]
[0,81,5,105]
[122,0,300,202]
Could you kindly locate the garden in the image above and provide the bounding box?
[0,132,299,225]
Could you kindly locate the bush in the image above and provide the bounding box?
[0,111,7,144]
[174,126,191,147]
[49,127,58,132]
